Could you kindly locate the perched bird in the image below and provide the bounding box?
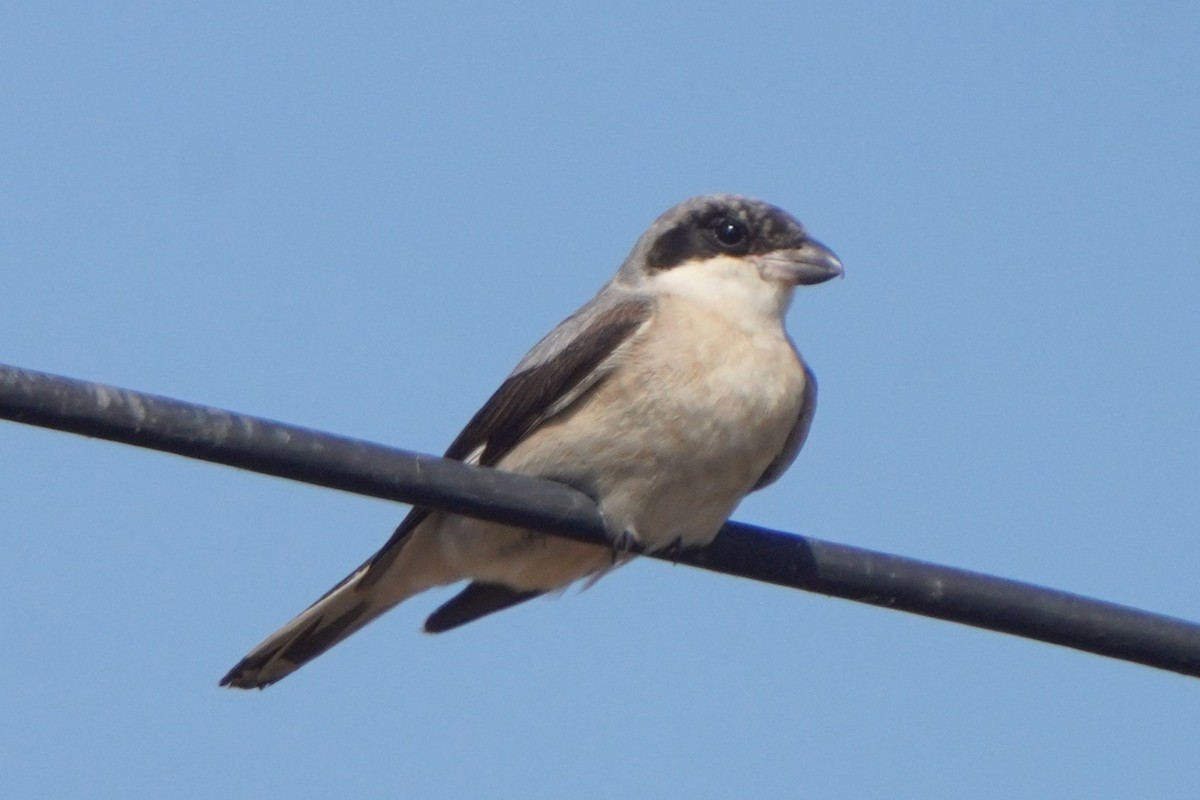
[221,194,842,689]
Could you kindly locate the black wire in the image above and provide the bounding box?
[2,361,1198,678]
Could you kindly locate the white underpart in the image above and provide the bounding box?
[646,254,796,331]
[416,254,809,592]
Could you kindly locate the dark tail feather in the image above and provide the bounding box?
[219,557,407,690]
[220,525,431,689]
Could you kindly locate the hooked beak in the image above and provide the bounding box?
[756,238,844,286]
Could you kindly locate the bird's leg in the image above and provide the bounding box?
[657,536,688,564]
[608,527,643,564]
[595,505,642,565]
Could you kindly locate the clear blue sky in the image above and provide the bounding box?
[3,3,1198,798]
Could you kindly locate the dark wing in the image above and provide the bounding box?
[443,296,653,467]
[357,296,654,591]
[423,582,543,633]
[752,362,818,491]
[218,298,655,687]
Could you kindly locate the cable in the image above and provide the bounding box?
[2,361,1198,678]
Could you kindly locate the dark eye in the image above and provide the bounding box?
[712,218,748,249]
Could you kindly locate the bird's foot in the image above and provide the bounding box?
[594,504,639,560]
[606,526,642,565]
[658,536,689,564]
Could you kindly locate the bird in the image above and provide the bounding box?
[220,194,842,689]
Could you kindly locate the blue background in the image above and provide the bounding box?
[2,3,1198,798]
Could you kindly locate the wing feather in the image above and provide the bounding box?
[752,362,818,491]
[358,296,654,587]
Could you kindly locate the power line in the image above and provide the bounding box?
[2,361,1198,678]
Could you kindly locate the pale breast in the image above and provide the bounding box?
[503,295,807,549]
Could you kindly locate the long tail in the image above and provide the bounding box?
[220,517,440,689]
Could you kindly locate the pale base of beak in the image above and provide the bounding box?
[755,240,844,286]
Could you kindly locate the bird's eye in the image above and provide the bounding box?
[712,218,748,249]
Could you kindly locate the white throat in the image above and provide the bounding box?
[643,255,794,335]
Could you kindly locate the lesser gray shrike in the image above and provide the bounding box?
[221,194,842,689]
